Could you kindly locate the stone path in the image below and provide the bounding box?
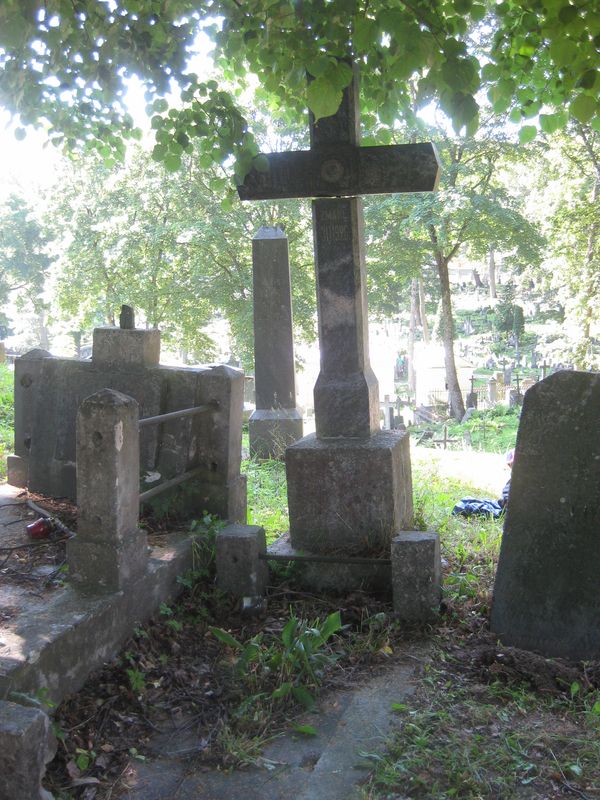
[122,646,431,800]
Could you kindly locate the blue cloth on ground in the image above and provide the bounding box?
[452,497,504,519]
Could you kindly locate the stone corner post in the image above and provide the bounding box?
[67,388,148,592]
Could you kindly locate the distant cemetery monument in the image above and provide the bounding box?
[249,226,303,459]
[491,371,600,659]
[239,63,440,588]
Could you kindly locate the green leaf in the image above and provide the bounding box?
[576,69,597,90]
[481,62,501,81]
[272,681,293,699]
[307,77,342,122]
[292,723,318,736]
[14,127,26,141]
[442,57,479,93]
[305,56,331,78]
[163,153,182,172]
[320,610,342,641]
[391,702,408,712]
[252,154,269,172]
[153,98,169,113]
[470,3,487,21]
[281,616,297,648]
[450,92,479,132]
[353,15,378,52]
[327,60,353,92]
[518,125,537,144]
[292,685,316,709]
[558,4,578,24]
[509,107,522,123]
[549,38,578,67]
[570,94,597,123]
[210,627,242,649]
[539,113,564,134]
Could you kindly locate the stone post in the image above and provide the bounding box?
[487,377,497,405]
[7,348,53,488]
[67,389,148,592]
[249,227,303,459]
[0,701,56,800]
[391,532,441,621]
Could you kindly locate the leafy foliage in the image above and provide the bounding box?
[0,193,50,309]
[48,145,316,366]
[2,2,599,170]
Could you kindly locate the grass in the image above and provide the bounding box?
[361,675,600,799]
[0,364,13,480]
[413,406,520,455]
[241,441,289,543]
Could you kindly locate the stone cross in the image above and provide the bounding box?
[239,65,440,439]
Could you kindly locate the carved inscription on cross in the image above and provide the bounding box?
[238,67,440,439]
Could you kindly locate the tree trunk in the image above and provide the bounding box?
[472,269,484,288]
[435,255,465,421]
[418,276,430,344]
[488,248,497,299]
[38,311,49,350]
[408,279,417,395]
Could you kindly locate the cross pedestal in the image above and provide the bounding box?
[239,65,439,579]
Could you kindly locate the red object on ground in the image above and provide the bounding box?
[26,518,53,539]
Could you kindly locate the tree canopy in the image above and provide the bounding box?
[1,1,599,173]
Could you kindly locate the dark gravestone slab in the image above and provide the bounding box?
[490,371,600,659]
[249,227,302,458]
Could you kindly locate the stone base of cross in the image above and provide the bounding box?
[239,64,439,572]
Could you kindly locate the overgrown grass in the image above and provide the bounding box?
[0,364,13,480]
[413,406,520,454]
[242,455,288,543]
[361,673,600,800]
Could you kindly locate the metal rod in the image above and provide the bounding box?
[139,403,215,429]
[259,552,391,566]
[139,466,205,503]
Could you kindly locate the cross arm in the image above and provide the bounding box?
[237,142,441,201]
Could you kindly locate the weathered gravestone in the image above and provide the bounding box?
[249,226,303,459]
[7,310,246,522]
[239,64,440,583]
[490,371,600,659]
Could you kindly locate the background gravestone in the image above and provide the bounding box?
[490,370,600,659]
[8,314,247,523]
[249,226,303,459]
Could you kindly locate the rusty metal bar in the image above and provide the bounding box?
[138,403,215,429]
[139,466,205,503]
[259,552,391,566]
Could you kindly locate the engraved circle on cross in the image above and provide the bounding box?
[320,158,345,184]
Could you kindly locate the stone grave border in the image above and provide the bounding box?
[0,388,247,800]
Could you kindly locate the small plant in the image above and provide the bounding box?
[126,668,146,693]
[211,610,343,710]
[74,747,96,772]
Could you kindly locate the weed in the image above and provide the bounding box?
[211,610,343,712]
[126,668,146,693]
